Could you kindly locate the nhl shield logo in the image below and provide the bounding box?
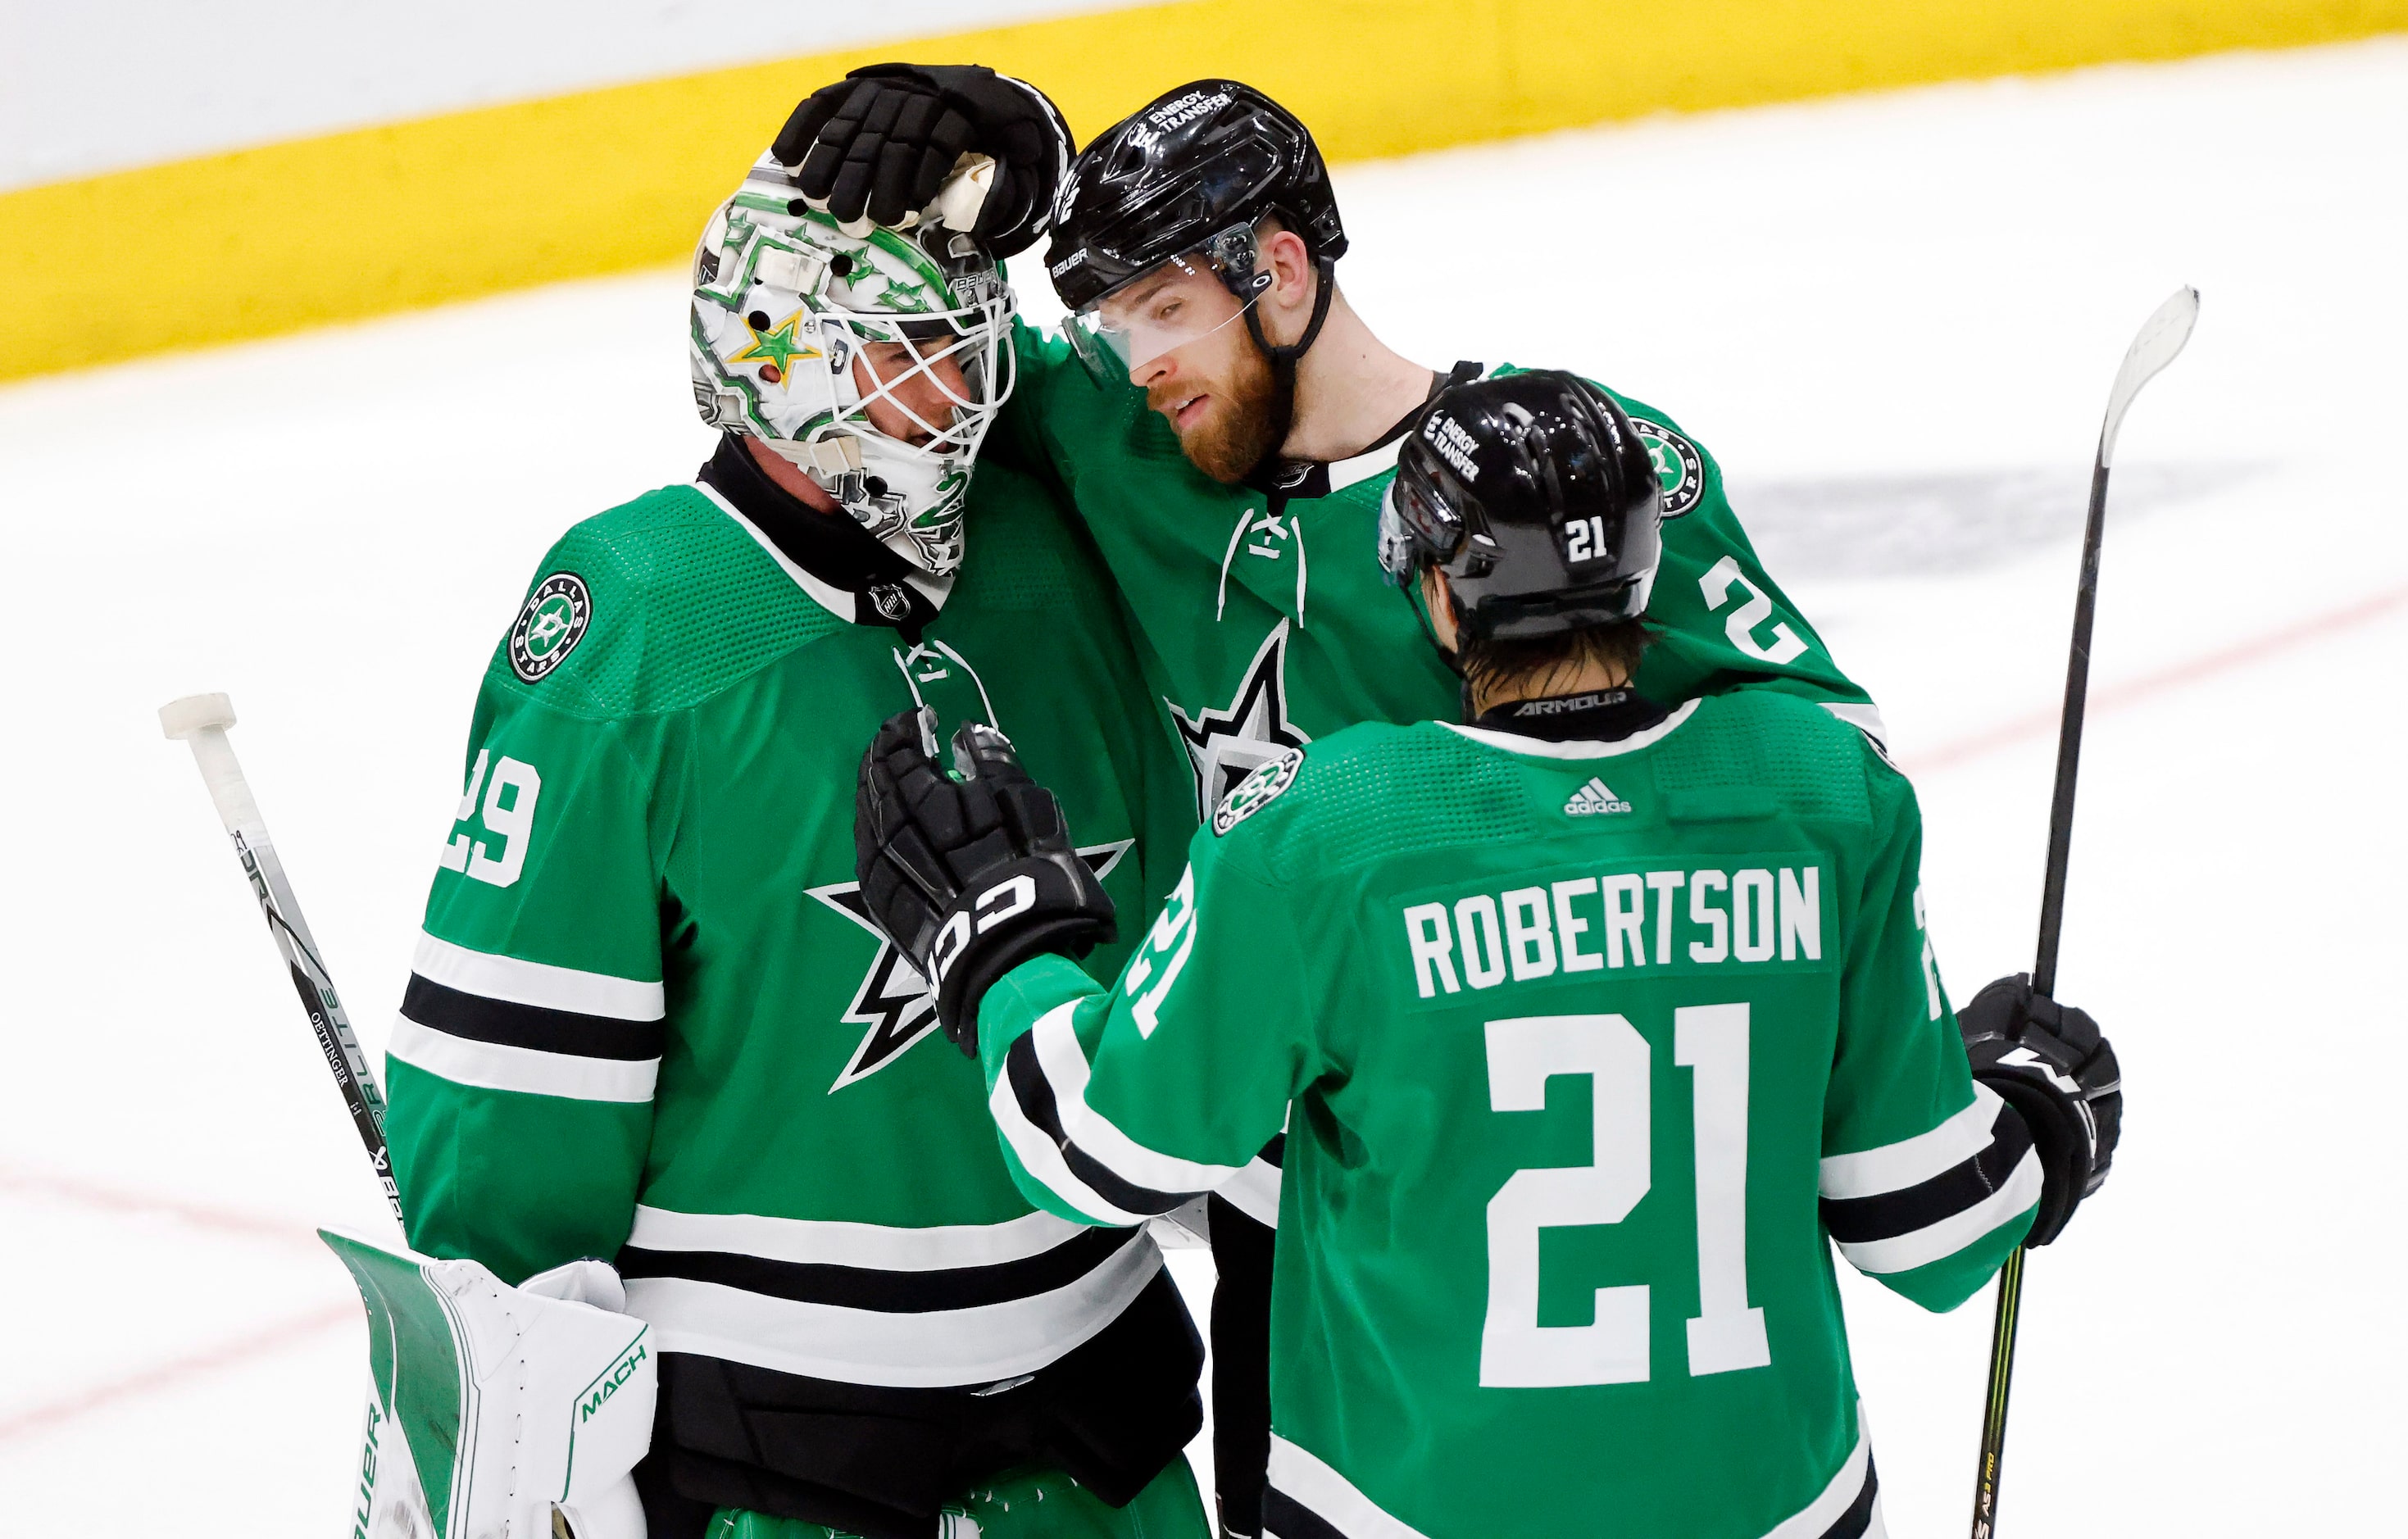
[1631,419,1705,519]
[510,573,591,683]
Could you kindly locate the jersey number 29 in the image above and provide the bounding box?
[1481,1006,1770,1387]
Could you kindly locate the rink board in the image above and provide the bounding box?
[2,0,2406,380]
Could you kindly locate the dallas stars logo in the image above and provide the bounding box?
[731,310,821,386]
[508,572,590,683]
[808,840,1131,1092]
[1168,622,1311,823]
[1631,417,1705,518]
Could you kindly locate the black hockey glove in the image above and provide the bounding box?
[855,708,1115,1053]
[774,64,1072,256]
[1958,974,2123,1247]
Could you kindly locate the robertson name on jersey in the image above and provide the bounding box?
[974,691,2038,1539]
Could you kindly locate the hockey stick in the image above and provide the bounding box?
[161,692,403,1226]
[1969,286,2198,1539]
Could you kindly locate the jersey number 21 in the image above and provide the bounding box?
[1482,1005,1770,1387]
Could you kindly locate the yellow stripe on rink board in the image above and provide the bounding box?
[3,0,2402,383]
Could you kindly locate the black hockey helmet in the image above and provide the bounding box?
[1045,81,1347,382]
[1379,370,1665,642]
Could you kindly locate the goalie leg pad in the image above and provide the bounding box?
[323,1228,657,1538]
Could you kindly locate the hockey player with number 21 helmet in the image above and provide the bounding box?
[855,371,2124,1539]
[690,152,1017,576]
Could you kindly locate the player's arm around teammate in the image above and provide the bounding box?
[855,373,2124,1538]
[786,69,1880,741]
[796,73,1891,1537]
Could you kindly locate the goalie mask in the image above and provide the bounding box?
[691,153,1016,576]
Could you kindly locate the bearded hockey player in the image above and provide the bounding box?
[381,144,1212,1539]
[852,371,2124,1539]
[779,69,1892,1537]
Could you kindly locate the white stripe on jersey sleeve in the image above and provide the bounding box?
[989,1028,1153,1228]
[1820,700,1890,752]
[412,930,664,1020]
[1269,1436,1435,1539]
[388,1015,657,1103]
[1030,1004,1254,1195]
[1217,1154,1282,1229]
[627,1204,1088,1272]
[1820,1083,2003,1199]
[1835,1147,2043,1274]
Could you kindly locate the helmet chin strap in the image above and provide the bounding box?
[1239,254,1338,479]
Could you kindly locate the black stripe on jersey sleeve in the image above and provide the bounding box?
[1004,1032,1195,1219]
[617,1224,1140,1314]
[1820,1106,2033,1245]
[401,974,666,1062]
[1818,1455,1879,1539]
[1260,1131,1287,1169]
[1262,1487,1349,1539]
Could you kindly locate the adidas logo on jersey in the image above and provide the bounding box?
[1564,777,1632,816]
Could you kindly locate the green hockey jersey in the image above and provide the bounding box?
[976,692,2039,1539]
[998,332,1885,828]
[384,453,1195,1401]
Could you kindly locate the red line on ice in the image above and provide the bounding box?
[1906,579,2408,774]
[0,1302,355,1446]
[2,575,2401,1444]
[0,1164,321,1251]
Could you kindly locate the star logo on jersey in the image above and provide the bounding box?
[1167,622,1312,823]
[808,839,1132,1092]
[1631,418,1705,518]
[730,309,820,385]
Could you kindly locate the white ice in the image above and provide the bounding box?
[2,35,2403,1535]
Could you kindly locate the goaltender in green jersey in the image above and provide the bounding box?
[382,144,1213,1539]
[852,373,2124,1539]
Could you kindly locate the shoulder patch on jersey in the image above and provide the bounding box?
[509,572,592,683]
[1212,746,1305,836]
[1631,418,1705,519]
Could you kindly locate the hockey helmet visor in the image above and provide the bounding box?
[1057,220,1273,381]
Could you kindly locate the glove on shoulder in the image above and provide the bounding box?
[1958,973,2122,1246]
[855,708,1115,1052]
[775,64,1071,256]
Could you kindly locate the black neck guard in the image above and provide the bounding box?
[1472,687,1670,743]
[697,434,941,641]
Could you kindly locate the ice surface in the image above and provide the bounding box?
[2,36,2402,1534]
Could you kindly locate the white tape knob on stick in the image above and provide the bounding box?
[158,692,263,835]
[158,692,236,740]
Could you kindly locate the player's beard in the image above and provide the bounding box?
[1152,339,1284,484]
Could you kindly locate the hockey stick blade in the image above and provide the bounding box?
[2101,286,2200,469]
[162,694,403,1226]
[1971,287,2200,1539]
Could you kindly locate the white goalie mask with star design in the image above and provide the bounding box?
[689,154,1017,576]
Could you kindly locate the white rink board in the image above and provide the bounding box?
[3,36,2405,1535]
[0,0,1144,191]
